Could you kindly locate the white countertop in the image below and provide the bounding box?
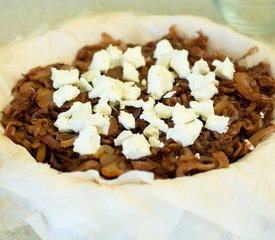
[0,0,223,46]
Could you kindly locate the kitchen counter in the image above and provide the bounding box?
[0,0,224,45]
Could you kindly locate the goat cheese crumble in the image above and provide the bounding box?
[147,65,175,100]
[123,46,146,68]
[153,39,174,59]
[167,119,203,146]
[172,103,198,124]
[149,136,164,148]
[118,111,136,130]
[66,102,93,133]
[143,124,160,138]
[93,98,112,116]
[54,102,92,133]
[191,59,210,75]
[73,125,101,155]
[190,100,215,120]
[53,85,80,108]
[170,49,190,78]
[51,68,80,89]
[205,115,230,134]
[106,45,123,68]
[244,139,255,150]
[140,109,169,133]
[123,61,140,83]
[154,103,173,119]
[212,57,235,80]
[89,49,110,73]
[122,133,151,159]
[114,131,151,159]
[86,114,110,135]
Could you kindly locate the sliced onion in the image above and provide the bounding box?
[132,160,157,171]
[236,46,259,62]
[249,125,275,147]
[235,72,275,103]
[176,161,217,177]
[36,144,46,162]
[35,88,53,109]
[212,151,230,168]
[39,134,59,149]
[101,156,127,178]
[59,137,77,148]
[74,160,100,171]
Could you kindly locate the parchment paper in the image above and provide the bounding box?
[0,13,275,240]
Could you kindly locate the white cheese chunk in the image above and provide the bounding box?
[154,103,173,119]
[154,39,174,59]
[141,79,147,86]
[149,136,164,148]
[205,115,230,134]
[187,72,218,91]
[93,98,112,116]
[191,58,210,75]
[88,76,123,102]
[163,91,176,98]
[115,131,153,160]
[190,100,214,120]
[121,83,141,100]
[81,70,101,83]
[212,57,235,80]
[118,111,135,129]
[140,109,169,133]
[68,102,93,132]
[143,124,160,138]
[191,84,218,101]
[123,61,140,82]
[172,103,198,124]
[244,139,255,150]
[53,85,80,108]
[123,46,145,69]
[166,119,203,146]
[54,111,72,133]
[260,112,265,119]
[89,49,110,73]
[78,77,93,92]
[86,114,110,135]
[120,99,145,109]
[142,97,155,111]
[195,153,201,159]
[55,103,91,133]
[89,76,141,102]
[170,49,190,78]
[147,65,175,100]
[114,130,133,146]
[106,45,123,68]
[156,51,175,69]
[73,125,100,155]
[122,133,151,159]
[51,68,80,89]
